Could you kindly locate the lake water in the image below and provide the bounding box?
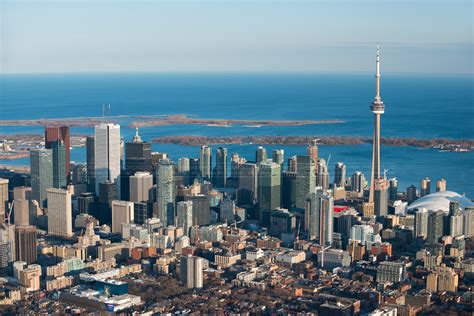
[0,73,472,196]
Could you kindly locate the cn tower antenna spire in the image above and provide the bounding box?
[375,43,381,101]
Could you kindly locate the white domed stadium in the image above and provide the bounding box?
[407,191,474,214]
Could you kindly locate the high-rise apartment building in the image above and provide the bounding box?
[47,188,73,238]
[272,149,284,165]
[199,145,211,180]
[295,156,315,209]
[30,149,53,207]
[180,255,203,289]
[389,178,398,201]
[305,187,334,246]
[129,171,153,203]
[350,171,365,196]
[213,147,227,187]
[45,126,70,183]
[94,124,121,195]
[436,178,446,192]
[406,185,417,204]
[185,194,210,227]
[258,161,281,214]
[374,178,389,217]
[156,159,175,226]
[0,179,8,220]
[316,159,330,190]
[377,261,406,283]
[111,200,134,234]
[334,162,346,187]
[14,226,37,264]
[255,146,267,164]
[307,140,318,174]
[421,177,431,197]
[428,210,444,244]
[177,201,193,235]
[414,208,429,240]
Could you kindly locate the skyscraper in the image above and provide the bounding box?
[237,163,258,206]
[30,149,53,207]
[14,226,37,264]
[156,159,175,226]
[185,194,210,227]
[316,158,330,190]
[350,171,365,196]
[414,208,429,240]
[129,171,153,203]
[213,147,227,187]
[256,146,267,164]
[368,45,385,208]
[86,136,95,192]
[374,178,388,217]
[406,185,417,204]
[111,200,134,234]
[45,126,70,183]
[421,177,431,197]
[428,210,444,244]
[47,188,73,238]
[305,187,334,246]
[199,145,211,180]
[257,161,281,215]
[0,179,8,221]
[334,162,346,187]
[125,128,153,174]
[436,178,447,192]
[272,149,284,165]
[180,255,203,289]
[51,140,67,189]
[307,140,318,174]
[177,201,193,235]
[295,156,316,209]
[389,178,398,200]
[94,124,121,195]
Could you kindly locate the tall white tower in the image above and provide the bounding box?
[94,123,121,194]
[369,44,385,205]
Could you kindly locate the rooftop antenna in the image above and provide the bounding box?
[108,104,111,116]
[383,168,389,180]
[327,154,332,167]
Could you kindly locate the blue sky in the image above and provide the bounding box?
[1,0,472,74]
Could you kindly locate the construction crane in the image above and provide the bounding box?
[6,200,14,225]
[295,220,301,242]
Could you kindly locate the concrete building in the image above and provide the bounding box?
[112,200,134,234]
[374,178,389,217]
[0,178,8,220]
[272,149,284,165]
[177,201,193,235]
[47,188,73,238]
[377,261,406,283]
[255,146,267,164]
[421,177,431,197]
[185,194,210,226]
[426,264,459,293]
[427,210,444,244]
[180,255,203,289]
[129,172,153,203]
[436,178,446,192]
[414,208,429,240]
[14,226,37,264]
[317,249,351,270]
[86,136,95,191]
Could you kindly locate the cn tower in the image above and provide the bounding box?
[369,44,385,204]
